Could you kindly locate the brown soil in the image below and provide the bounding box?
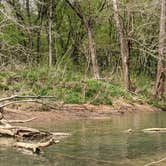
[2,98,159,125]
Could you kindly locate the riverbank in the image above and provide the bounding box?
[3,98,159,126]
[1,105,165,166]
[1,66,166,109]
[0,65,165,124]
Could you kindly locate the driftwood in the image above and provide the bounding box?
[0,100,57,110]
[0,118,70,154]
[0,117,36,125]
[0,95,58,113]
[14,139,60,153]
[0,122,70,153]
[0,95,70,154]
[6,117,37,123]
[0,123,70,139]
[0,119,70,154]
[0,95,57,102]
[144,157,166,166]
[142,128,166,133]
[123,128,133,134]
[122,128,166,134]
[0,120,71,154]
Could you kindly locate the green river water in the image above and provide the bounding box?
[1,112,166,166]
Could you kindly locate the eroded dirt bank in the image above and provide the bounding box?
[3,98,159,126]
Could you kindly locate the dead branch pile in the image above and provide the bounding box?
[0,95,71,154]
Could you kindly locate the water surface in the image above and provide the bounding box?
[1,112,166,166]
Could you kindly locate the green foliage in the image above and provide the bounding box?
[54,79,129,105]
[0,84,9,91]
[1,66,166,108]
[1,24,27,44]
[0,67,129,105]
[0,0,165,108]
[85,79,102,97]
[147,98,166,109]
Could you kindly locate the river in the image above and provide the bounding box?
[1,112,166,166]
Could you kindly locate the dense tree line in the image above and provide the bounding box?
[0,0,165,98]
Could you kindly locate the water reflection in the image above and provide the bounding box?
[1,112,166,166]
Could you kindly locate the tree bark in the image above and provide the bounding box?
[36,2,45,63]
[65,0,100,79]
[154,0,166,99]
[26,0,33,49]
[86,24,100,79]
[112,0,131,90]
[48,0,53,67]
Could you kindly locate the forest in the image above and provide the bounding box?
[2,1,166,165]
[0,0,166,108]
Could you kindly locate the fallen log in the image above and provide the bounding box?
[52,132,71,136]
[0,100,57,110]
[0,95,57,102]
[0,123,70,154]
[0,125,48,139]
[0,95,70,154]
[0,128,16,136]
[14,138,59,154]
[0,118,36,126]
[142,128,166,133]
[6,117,37,123]
[0,122,70,140]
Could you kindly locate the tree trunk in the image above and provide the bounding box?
[26,0,33,49]
[36,2,45,63]
[37,30,41,61]
[65,0,100,79]
[154,0,166,99]
[86,25,100,79]
[112,0,131,90]
[26,0,31,24]
[48,0,53,67]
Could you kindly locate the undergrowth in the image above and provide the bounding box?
[0,66,165,108]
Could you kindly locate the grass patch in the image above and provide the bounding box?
[1,66,166,108]
[54,79,130,105]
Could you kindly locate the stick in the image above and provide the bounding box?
[0,95,57,102]
[0,95,18,102]
[16,96,57,99]
[142,128,166,133]
[6,117,37,123]
[144,157,166,166]
[0,100,57,109]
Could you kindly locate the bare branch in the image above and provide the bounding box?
[0,95,57,102]
[6,117,37,123]
[0,100,57,109]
